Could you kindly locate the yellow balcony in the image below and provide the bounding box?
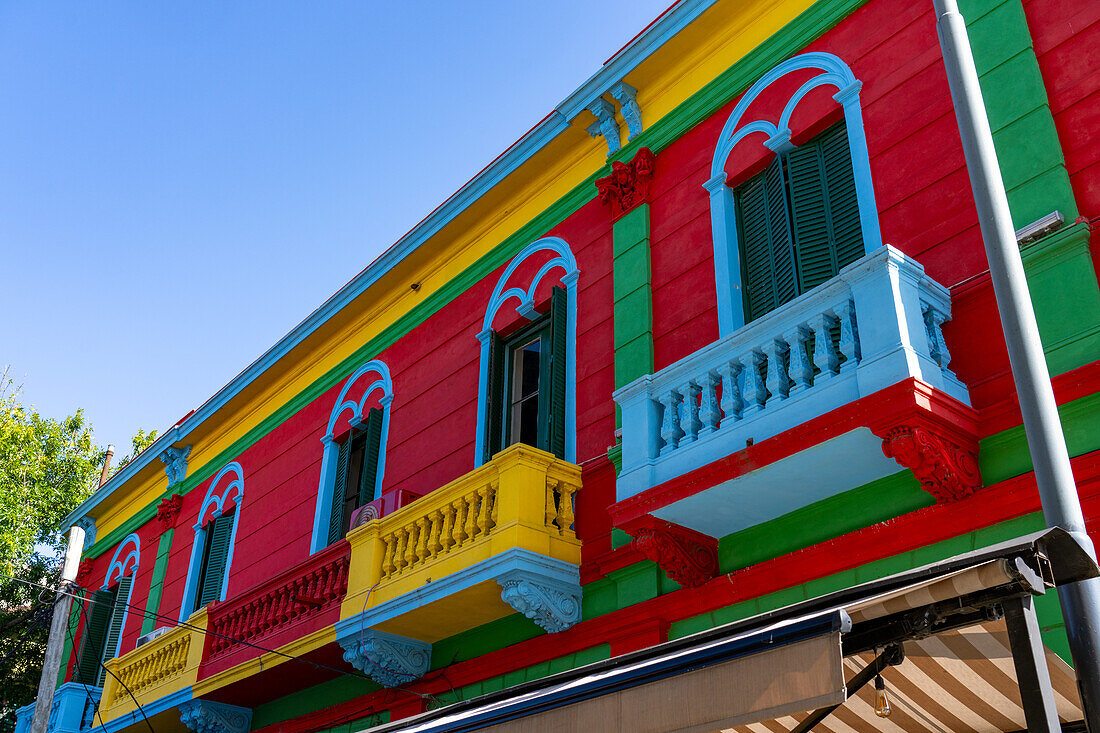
[336,445,582,687]
[99,610,207,724]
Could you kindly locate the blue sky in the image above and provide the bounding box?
[0,1,670,453]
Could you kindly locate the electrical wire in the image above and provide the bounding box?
[63,587,107,732]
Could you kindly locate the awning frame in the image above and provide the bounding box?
[359,527,1098,733]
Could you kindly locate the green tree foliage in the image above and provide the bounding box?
[0,372,155,728]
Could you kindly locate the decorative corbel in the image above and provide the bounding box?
[75,560,95,588]
[156,494,184,532]
[586,97,621,156]
[73,516,97,551]
[595,147,656,221]
[879,424,981,502]
[625,516,717,588]
[610,82,643,141]
[178,700,252,733]
[159,445,192,488]
[498,572,582,633]
[338,629,431,687]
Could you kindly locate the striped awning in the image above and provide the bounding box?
[730,619,1082,733]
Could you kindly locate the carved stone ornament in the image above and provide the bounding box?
[178,699,252,733]
[159,445,192,488]
[339,630,431,688]
[75,560,94,588]
[595,147,656,221]
[498,576,582,633]
[880,424,981,502]
[629,518,718,588]
[157,494,184,532]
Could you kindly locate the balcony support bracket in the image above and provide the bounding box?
[875,420,981,503]
[337,628,431,688]
[623,516,718,588]
[178,699,252,733]
[498,573,582,633]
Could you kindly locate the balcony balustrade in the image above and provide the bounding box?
[98,610,206,723]
[336,444,582,687]
[613,245,971,539]
[204,540,349,665]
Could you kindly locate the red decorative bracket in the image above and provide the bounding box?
[595,147,656,221]
[75,559,94,588]
[879,424,981,503]
[157,494,184,532]
[623,515,717,588]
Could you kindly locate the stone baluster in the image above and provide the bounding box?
[678,381,703,445]
[403,523,419,567]
[464,493,479,540]
[658,389,684,456]
[382,535,396,577]
[428,510,444,559]
[557,483,576,535]
[452,499,468,546]
[545,479,558,529]
[489,481,499,528]
[393,529,408,573]
[717,361,743,424]
[923,304,952,369]
[741,351,768,414]
[415,517,430,563]
[835,300,859,370]
[761,338,790,403]
[477,486,492,536]
[697,371,722,435]
[439,506,455,552]
[808,313,839,379]
[784,326,813,392]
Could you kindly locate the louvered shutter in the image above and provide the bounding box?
[547,287,568,459]
[738,157,796,321]
[788,122,862,292]
[75,588,114,685]
[198,513,234,607]
[95,575,133,685]
[483,331,504,464]
[358,408,384,505]
[327,440,351,545]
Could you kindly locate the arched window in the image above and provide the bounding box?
[310,360,392,553]
[180,462,243,620]
[475,237,580,466]
[75,533,139,685]
[705,52,882,336]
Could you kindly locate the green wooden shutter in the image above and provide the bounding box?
[484,331,504,464]
[358,408,384,505]
[787,122,862,292]
[327,440,351,545]
[198,513,234,607]
[95,575,133,685]
[75,588,114,685]
[738,157,796,321]
[547,287,568,459]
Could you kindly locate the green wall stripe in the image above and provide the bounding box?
[141,529,174,635]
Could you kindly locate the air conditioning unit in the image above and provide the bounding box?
[136,626,172,648]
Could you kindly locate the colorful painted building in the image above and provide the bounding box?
[20,0,1100,729]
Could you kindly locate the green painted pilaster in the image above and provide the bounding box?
[612,203,655,428]
[141,529,174,635]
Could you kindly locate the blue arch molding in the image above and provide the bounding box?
[704,51,883,337]
[474,237,580,467]
[178,461,244,620]
[103,533,140,660]
[309,359,394,554]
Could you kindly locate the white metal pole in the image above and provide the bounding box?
[29,525,85,733]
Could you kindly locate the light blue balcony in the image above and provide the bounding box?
[613,246,969,535]
[14,684,101,733]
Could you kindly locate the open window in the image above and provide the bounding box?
[483,287,568,462]
[326,407,384,545]
[736,121,864,321]
[75,575,133,686]
[192,510,235,614]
